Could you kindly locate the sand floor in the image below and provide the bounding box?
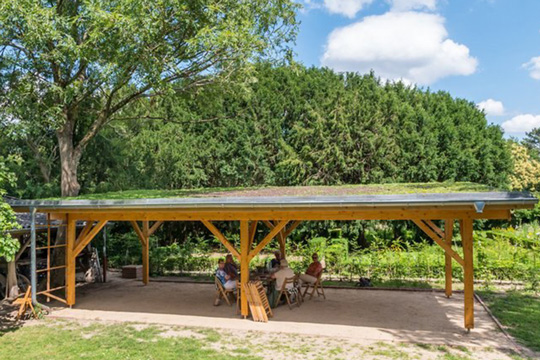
[46,275,519,353]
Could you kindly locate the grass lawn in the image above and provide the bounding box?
[0,318,526,360]
[46,181,494,200]
[477,290,540,352]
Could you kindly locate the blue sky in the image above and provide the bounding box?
[292,0,540,138]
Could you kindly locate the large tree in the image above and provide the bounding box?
[0,0,298,196]
[0,157,20,299]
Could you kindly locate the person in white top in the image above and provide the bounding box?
[271,259,295,290]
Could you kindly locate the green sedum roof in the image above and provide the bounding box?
[50,182,495,201]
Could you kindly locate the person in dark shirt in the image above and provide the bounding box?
[224,254,238,280]
[270,251,281,269]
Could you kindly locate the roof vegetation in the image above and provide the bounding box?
[50,182,497,201]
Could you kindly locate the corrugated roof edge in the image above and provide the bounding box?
[7,191,538,211]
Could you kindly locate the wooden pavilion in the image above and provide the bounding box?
[8,185,537,330]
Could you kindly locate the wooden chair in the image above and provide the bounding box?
[14,286,37,320]
[303,271,326,300]
[215,276,234,306]
[274,277,301,309]
[294,274,304,304]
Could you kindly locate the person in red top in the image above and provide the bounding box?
[299,253,323,286]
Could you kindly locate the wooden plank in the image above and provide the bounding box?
[63,208,512,221]
[413,219,464,267]
[148,221,164,236]
[66,215,76,306]
[73,220,108,256]
[248,220,289,261]
[240,220,250,318]
[201,220,240,260]
[462,218,475,330]
[142,221,150,285]
[444,219,453,298]
[130,221,146,246]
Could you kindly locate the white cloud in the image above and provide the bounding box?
[321,11,478,85]
[502,114,540,134]
[323,0,374,18]
[523,56,540,80]
[477,99,505,116]
[390,0,437,12]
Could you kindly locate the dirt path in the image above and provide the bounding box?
[47,276,517,352]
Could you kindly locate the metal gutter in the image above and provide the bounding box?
[7,192,538,212]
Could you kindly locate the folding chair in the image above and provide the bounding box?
[303,271,326,300]
[294,274,304,304]
[274,277,301,309]
[214,276,234,306]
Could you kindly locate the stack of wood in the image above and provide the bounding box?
[244,280,273,322]
[122,265,142,279]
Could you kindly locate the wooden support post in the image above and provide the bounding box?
[240,220,250,318]
[278,232,286,259]
[142,221,150,285]
[461,218,474,330]
[248,221,257,249]
[65,215,77,307]
[444,219,453,298]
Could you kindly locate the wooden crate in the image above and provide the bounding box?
[122,265,142,279]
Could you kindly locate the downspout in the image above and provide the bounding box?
[30,207,37,305]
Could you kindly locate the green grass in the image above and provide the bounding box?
[477,290,540,352]
[46,181,494,200]
[0,319,531,360]
[0,320,259,360]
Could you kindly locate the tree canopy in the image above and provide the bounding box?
[1,63,513,197]
[0,0,298,196]
[0,157,19,261]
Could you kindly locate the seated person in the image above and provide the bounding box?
[224,254,238,281]
[299,253,323,286]
[268,259,295,307]
[270,251,281,269]
[216,258,236,291]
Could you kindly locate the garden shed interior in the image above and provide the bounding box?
[8,183,537,330]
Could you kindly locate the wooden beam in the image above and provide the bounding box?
[248,220,289,261]
[462,218,475,330]
[282,220,302,239]
[76,221,93,244]
[142,221,150,285]
[73,220,108,256]
[62,208,512,222]
[130,221,146,246]
[444,219,453,298]
[201,220,240,260]
[425,220,444,238]
[148,221,164,236]
[248,221,257,249]
[413,219,464,267]
[240,220,250,318]
[66,215,76,306]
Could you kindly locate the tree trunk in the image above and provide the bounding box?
[6,261,19,299]
[50,118,83,287]
[57,121,82,197]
